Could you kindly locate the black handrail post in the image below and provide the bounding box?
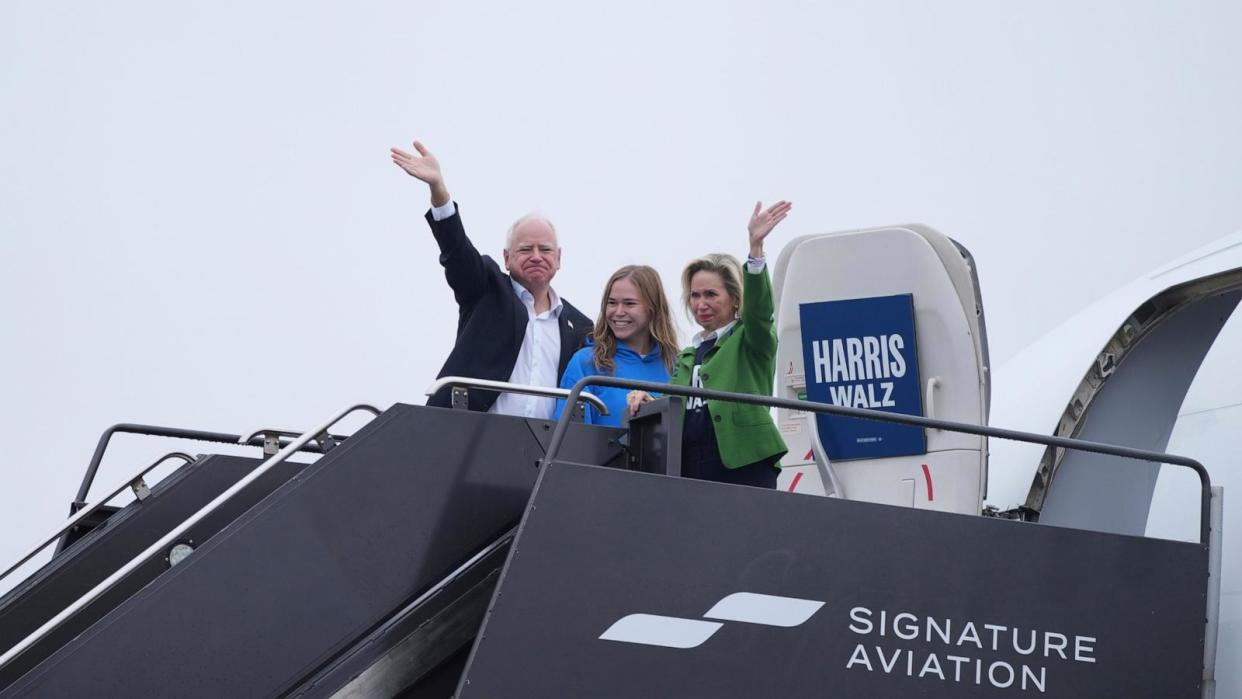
[626,397,684,475]
[73,425,124,514]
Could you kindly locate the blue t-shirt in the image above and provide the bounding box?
[554,340,669,427]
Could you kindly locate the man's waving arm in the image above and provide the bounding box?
[391,140,488,306]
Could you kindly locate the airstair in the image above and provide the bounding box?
[0,377,1217,697]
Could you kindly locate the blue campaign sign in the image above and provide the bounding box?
[799,294,926,460]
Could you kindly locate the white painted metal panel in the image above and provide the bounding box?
[772,225,988,514]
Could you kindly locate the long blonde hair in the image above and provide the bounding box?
[681,253,744,320]
[592,265,679,374]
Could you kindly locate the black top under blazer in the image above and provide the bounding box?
[425,204,591,412]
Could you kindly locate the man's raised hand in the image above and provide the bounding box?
[391,140,451,206]
[391,140,441,183]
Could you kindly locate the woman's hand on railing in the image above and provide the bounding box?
[625,387,655,414]
[626,390,654,416]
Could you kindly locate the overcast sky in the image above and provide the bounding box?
[2,1,1241,587]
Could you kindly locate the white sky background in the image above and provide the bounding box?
[2,1,1241,587]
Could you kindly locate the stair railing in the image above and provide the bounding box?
[0,452,196,586]
[424,376,609,416]
[71,423,348,516]
[0,402,382,671]
[545,376,1213,545]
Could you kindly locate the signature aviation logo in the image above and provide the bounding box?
[599,592,826,649]
[599,593,1103,693]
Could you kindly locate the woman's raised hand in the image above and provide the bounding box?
[747,200,792,257]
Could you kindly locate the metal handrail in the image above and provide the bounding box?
[0,452,196,586]
[547,377,1214,546]
[238,427,313,445]
[0,403,383,670]
[1204,486,1224,689]
[425,376,610,415]
[71,423,348,514]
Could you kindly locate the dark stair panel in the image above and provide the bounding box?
[458,463,1209,699]
[287,530,514,698]
[2,405,622,697]
[0,454,306,688]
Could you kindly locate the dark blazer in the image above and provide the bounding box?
[425,204,592,412]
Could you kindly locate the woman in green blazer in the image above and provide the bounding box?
[630,200,791,488]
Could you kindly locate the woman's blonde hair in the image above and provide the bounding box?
[592,265,679,374]
[681,253,744,320]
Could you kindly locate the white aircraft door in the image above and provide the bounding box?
[772,225,990,515]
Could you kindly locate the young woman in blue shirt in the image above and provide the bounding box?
[554,265,679,426]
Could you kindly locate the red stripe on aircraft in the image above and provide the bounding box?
[788,472,804,492]
[921,463,934,501]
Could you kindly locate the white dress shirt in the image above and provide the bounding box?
[430,201,458,221]
[691,319,738,349]
[490,280,563,419]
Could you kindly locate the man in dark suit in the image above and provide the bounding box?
[391,140,591,416]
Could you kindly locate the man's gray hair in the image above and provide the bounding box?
[504,212,558,250]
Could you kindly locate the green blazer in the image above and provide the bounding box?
[670,265,788,469]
